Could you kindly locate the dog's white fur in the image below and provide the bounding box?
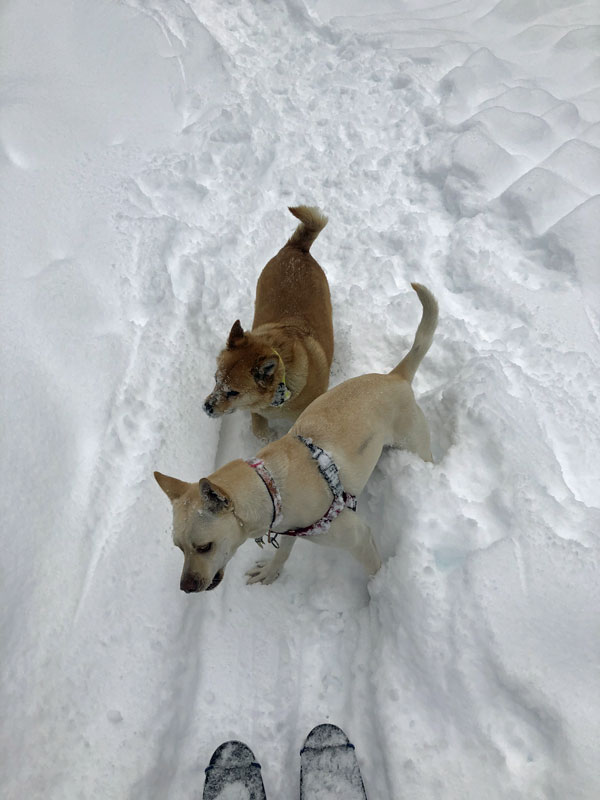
[155,284,438,592]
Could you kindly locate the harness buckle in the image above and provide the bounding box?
[344,492,358,512]
[323,463,338,484]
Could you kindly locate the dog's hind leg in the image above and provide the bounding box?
[348,518,382,576]
[319,511,382,576]
[246,535,296,585]
[392,402,433,462]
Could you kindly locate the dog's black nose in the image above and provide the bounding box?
[203,400,214,417]
[180,575,201,593]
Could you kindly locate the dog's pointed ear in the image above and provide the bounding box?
[227,320,246,349]
[154,471,189,501]
[199,478,232,514]
[254,356,278,384]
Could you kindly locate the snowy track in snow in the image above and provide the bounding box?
[2,0,600,798]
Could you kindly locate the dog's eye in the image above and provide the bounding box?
[226,390,239,398]
[194,542,213,554]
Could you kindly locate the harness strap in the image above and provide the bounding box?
[246,436,357,548]
[245,458,283,531]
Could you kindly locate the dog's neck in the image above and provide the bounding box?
[253,325,310,399]
[208,459,273,540]
[209,436,334,541]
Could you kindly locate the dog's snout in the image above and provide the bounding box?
[180,574,202,593]
[203,399,215,417]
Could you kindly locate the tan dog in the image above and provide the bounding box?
[155,284,438,593]
[203,205,333,441]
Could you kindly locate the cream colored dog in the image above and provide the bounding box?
[156,284,438,593]
[203,205,333,441]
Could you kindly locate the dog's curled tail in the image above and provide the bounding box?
[286,205,328,252]
[391,283,438,383]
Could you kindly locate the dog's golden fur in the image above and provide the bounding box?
[203,206,333,440]
[156,284,439,593]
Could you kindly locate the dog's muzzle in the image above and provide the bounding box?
[180,569,224,593]
[206,569,224,590]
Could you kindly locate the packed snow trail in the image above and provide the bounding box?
[1,0,599,799]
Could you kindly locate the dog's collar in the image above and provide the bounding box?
[246,436,357,548]
[269,349,291,407]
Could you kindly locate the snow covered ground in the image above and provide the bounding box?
[2,0,600,797]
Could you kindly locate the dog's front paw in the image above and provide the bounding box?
[245,559,281,585]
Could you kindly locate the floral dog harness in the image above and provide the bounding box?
[246,435,357,547]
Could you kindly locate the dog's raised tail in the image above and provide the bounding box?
[286,205,328,252]
[391,283,438,383]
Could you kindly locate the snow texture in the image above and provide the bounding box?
[1,0,600,799]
